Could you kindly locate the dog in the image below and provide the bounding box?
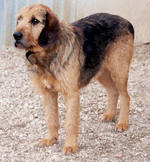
[13,4,134,154]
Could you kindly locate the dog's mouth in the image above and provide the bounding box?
[14,40,28,49]
[14,41,35,65]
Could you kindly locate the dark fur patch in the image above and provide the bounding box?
[128,22,134,39]
[72,13,134,87]
[38,12,60,47]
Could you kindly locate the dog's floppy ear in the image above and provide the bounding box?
[38,11,60,47]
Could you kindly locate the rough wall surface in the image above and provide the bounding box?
[0,0,150,49]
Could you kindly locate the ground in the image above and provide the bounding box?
[0,44,150,162]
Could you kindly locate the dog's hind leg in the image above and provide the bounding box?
[110,69,131,132]
[96,68,119,122]
[105,34,134,131]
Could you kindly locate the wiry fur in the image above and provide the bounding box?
[13,4,134,154]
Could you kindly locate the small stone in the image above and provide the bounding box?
[114,153,123,158]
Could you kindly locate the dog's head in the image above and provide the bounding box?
[13,4,60,51]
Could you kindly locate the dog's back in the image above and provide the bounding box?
[72,13,134,87]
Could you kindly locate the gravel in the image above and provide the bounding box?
[0,45,150,162]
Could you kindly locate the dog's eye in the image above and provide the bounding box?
[17,16,22,24]
[17,17,22,21]
[31,18,39,25]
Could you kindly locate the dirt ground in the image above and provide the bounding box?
[0,44,150,162]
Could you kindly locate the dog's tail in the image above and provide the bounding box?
[128,22,134,39]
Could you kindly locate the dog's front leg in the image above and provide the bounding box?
[39,91,59,147]
[63,92,80,154]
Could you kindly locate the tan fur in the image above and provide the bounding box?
[96,33,134,131]
[14,4,134,154]
[27,22,82,154]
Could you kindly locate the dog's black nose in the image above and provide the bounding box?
[13,32,23,40]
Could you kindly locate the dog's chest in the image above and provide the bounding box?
[40,74,64,93]
[40,74,57,91]
[42,79,52,89]
[30,63,77,95]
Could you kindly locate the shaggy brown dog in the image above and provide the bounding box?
[13,4,134,154]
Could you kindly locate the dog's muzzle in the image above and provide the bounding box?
[13,32,23,40]
[13,32,27,48]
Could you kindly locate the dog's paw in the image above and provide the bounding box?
[39,137,57,147]
[100,113,115,122]
[115,122,129,132]
[62,145,77,155]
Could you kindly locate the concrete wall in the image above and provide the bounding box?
[76,0,150,44]
[0,0,150,49]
